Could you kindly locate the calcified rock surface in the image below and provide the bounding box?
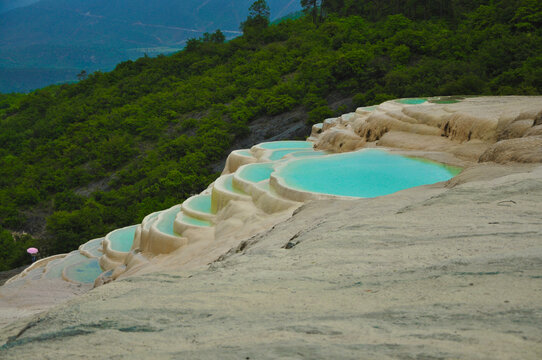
[313,96,542,163]
[1,96,542,359]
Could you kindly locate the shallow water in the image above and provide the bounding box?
[275,149,460,198]
[177,213,212,227]
[223,174,246,194]
[396,98,427,105]
[258,141,313,150]
[108,225,138,252]
[63,258,103,284]
[79,238,103,258]
[288,150,329,158]
[185,194,213,214]
[236,150,253,157]
[156,206,181,235]
[268,149,309,161]
[238,163,275,183]
[44,252,86,279]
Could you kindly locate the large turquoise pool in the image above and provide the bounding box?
[275,149,461,198]
[258,141,314,150]
[108,225,137,252]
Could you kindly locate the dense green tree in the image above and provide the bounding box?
[241,0,271,40]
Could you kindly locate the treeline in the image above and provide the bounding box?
[0,0,540,269]
[304,0,541,24]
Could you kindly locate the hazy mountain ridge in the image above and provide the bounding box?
[0,0,301,92]
[0,0,40,14]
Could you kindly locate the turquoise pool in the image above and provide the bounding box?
[288,150,329,158]
[268,149,310,161]
[396,98,427,105]
[44,251,87,279]
[64,258,103,284]
[185,194,213,214]
[258,141,314,150]
[223,175,246,194]
[238,163,275,183]
[156,206,181,236]
[178,213,212,227]
[108,225,138,252]
[80,238,103,258]
[237,150,253,157]
[275,149,461,198]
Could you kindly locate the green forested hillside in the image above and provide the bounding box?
[0,0,541,270]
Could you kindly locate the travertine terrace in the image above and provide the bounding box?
[1,96,541,359]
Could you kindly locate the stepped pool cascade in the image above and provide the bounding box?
[273,149,461,198]
[6,143,462,287]
[7,97,483,288]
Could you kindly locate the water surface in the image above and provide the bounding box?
[258,141,313,150]
[275,149,460,198]
[108,225,137,252]
[238,163,275,183]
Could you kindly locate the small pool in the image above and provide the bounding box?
[238,163,275,183]
[108,225,138,252]
[396,98,427,105]
[184,194,213,214]
[80,238,103,258]
[274,149,461,198]
[177,213,212,227]
[44,251,86,279]
[64,258,103,284]
[258,141,314,150]
[156,206,181,236]
[430,99,461,104]
[236,149,253,157]
[268,149,310,161]
[223,174,247,194]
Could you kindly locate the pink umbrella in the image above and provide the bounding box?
[27,247,38,254]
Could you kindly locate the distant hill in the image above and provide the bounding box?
[0,0,40,14]
[0,0,301,93]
